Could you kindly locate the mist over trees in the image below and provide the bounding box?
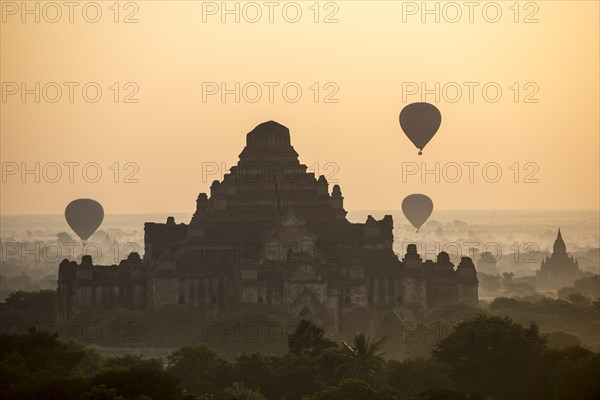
[2,212,599,301]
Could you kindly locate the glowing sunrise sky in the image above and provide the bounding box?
[1,1,598,215]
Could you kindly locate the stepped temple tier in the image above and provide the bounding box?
[57,121,478,332]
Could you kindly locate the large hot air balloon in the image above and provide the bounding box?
[65,199,104,241]
[402,194,433,232]
[399,102,441,155]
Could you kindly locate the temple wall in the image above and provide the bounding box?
[283,282,328,304]
[401,277,427,305]
[152,277,179,306]
[74,285,94,308]
[131,284,146,308]
[240,284,268,303]
[457,283,478,305]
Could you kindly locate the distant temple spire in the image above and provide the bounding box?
[553,228,566,255]
[537,228,581,289]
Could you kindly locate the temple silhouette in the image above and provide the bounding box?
[536,229,583,289]
[57,121,478,332]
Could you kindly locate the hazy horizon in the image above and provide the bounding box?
[2,208,600,217]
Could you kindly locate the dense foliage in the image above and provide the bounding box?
[1,315,599,400]
[1,290,599,399]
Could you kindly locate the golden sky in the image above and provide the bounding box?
[1,1,599,215]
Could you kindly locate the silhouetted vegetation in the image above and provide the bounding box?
[1,315,599,400]
[489,296,600,349]
[0,290,57,328]
[2,290,599,398]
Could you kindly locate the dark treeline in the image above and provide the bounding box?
[1,289,599,399]
[1,314,599,400]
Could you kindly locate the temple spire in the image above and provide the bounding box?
[553,228,566,255]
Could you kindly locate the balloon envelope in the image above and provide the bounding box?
[399,102,441,154]
[402,194,433,230]
[65,199,104,241]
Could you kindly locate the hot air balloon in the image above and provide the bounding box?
[399,102,441,155]
[65,199,104,241]
[402,194,433,232]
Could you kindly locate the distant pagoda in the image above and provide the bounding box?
[536,229,582,288]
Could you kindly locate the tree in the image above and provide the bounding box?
[386,358,456,397]
[287,319,336,355]
[1,290,56,311]
[166,343,230,396]
[543,331,581,349]
[0,290,58,328]
[557,286,578,300]
[0,329,100,399]
[336,333,387,383]
[424,302,480,323]
[574,275,600,298]
[104,355,163,371]
[91,368,180,400]
[433,314,546,400]
[303,379,394,400]
[567,292,591,306]
[231,351,326,400]
[552,349,600,400]
[0,328,100,377]
[527,346,600,400]
[416,390,486,400]
[489,296,531,311]
[80,385,125,400]
[221,382,266,400]
[230,352,276,397]
[303,379,405,400]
